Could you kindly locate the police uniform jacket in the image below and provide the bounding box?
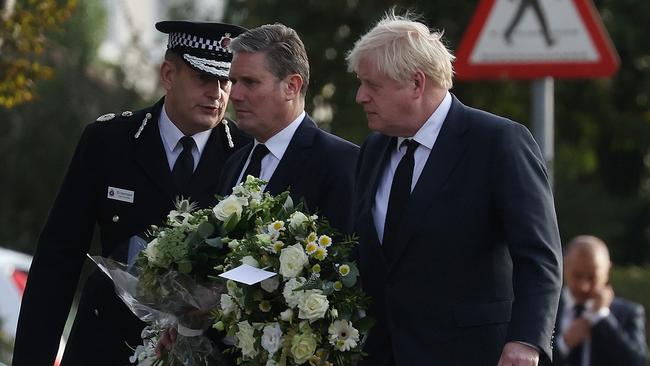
[13,98,250,366]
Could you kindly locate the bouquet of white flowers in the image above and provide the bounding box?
[213,178,372,366]
[93,176,372,366]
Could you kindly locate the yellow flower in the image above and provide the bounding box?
[305,242,318,255]
[269,220,285,232]
[273,241,284,253]
[311,264,321,273]
[318,235,332,247]
[338,264,350,277]
[259,300,272,312]
[314,246,328,261]
[306,232,318,243]
[333,281,343,291]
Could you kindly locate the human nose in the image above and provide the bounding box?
[208,79,226,100]
[355,85,369,104]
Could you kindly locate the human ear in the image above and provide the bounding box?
[284,74,304,100]
[160,60,176,92]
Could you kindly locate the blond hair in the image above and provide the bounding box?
[346,9,455,89]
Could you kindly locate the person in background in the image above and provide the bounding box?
[553,235,647,366]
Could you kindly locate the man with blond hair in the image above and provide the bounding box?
[347,10,562,366]
[553,235,647,365]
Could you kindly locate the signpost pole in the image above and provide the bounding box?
[531,77,555,188]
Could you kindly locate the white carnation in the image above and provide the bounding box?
[283,277,306,308]
[261,322,282,355]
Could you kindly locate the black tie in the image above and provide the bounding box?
[172,136,194,192]
[383,139,419,254]
[242,144,269,180]
[568,303,586,366]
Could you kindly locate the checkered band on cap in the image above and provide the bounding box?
[168,32,232,54]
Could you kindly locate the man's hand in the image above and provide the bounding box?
[562,317,591,349]
[497,341,539,366]
[155,326,178,358]
[592,284,614,311]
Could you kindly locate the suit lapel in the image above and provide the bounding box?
[265,116,317,196]
[357,134,394,262]
[134,99,178,201]
[387,95,470,273]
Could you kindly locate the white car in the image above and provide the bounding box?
[0,247,63,365]
[0,247,30,340]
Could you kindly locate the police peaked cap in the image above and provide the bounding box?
[156,20,247,78]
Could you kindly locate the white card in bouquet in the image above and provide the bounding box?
[218,264,277,285]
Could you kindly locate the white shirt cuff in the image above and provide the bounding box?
[584,307,611,324]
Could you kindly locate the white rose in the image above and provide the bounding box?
[289,211,309,230]
[235,321,258,359]
[280,308,294,322]
[290,332,317,364]
[213,195,243,221]
[261,276,279,293]
[261,322,282,355]
[241,255,260,268]
[279,244,308,278]
[283,277,306,308]
[297,290,329,322]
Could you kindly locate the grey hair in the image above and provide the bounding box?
[346,9,455,90]
[230,23,310,97]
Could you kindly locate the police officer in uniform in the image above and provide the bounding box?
[13,21,250,366]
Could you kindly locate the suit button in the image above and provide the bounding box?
[94,308,99,316]
[112,215,119,222]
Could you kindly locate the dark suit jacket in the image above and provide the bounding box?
[13,98,250,366]
[553,293,647,366]
[354,95,563,366]
[217,114,359,235]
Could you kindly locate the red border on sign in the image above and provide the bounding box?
[455,0,619,80]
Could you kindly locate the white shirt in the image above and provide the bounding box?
[556,292,611,366]
[158,103,212,171]
[236,111,306,185]
[372,92,451,243]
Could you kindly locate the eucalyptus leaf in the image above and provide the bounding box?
[197,221,215,238]
[205,236,223,248]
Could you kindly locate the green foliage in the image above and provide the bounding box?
[0,0,77,108]
[0,0,146,254]
[224,0,650,264]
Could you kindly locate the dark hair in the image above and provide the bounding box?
[230,23,310,97]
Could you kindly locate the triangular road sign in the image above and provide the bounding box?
[455,0,619,79]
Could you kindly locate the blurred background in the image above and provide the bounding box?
[0,0,648,363]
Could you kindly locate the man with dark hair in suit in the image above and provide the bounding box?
[13,21,250,366]
[346,10,562,366]
[553,235,647,366]
[218,23,358,234]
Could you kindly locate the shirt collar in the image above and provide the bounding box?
[254,111,305,161]
[397,91,452,151]
[159,103,212,153]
